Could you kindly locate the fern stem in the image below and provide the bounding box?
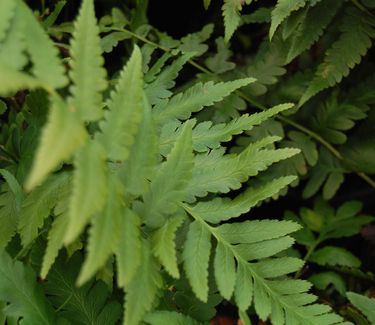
[110,27,375,189]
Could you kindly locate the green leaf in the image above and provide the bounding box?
[68,0,107,121]
[142,121,194,228]
[0,189,19,249]
[20,1,67,88]
[270,0,308,39]
[25,95,87,191]
[218,220,301,244]
[309,272,346,296]
[144,311,204,325]
[309,246,361,268]
[222,0,243,42]
[190,176,296,224]
[77,175,123,285]
[116,208,142,286]
[64,141,107,244]
[98,46,143,161]
[121,97,158,196]
[154,78,254,126]
[347,292,375,324]
[0,252,56,324]
[0,0,16,42]
[124,240,162,325]
[179,24,214,56]
[300,8,375,105]
[205,37,235,73]
[286,0,343,63]
[160,103,293,154]
[19,173,71,246]
[41,187,71,278]
[145,53,193,105]
[42,1,67,29]
[214,242,236,300]
[183,220,212,302]
[151,215,184,278]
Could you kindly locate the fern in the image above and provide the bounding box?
[300,7,375,105]
[68,0,107,122]
[0,251,56,324]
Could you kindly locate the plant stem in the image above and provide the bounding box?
[107,27,375,189]
[295,239,321,279]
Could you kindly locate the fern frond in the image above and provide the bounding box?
[25,94,87,190]
[19,173,70,246]
[160,103,293,154]
[145,53,194,105]
[0,65,44,96]
[0,2,27,71]
[64,140,107,244]
[20,1,67,88]
[144,311,204,325]
[347,292,375,324]
[77,175,123,285]
[0,252,56,324]
[286,0,343,63]
[222,0,244,42]
[187,137,300,200]
[151,215,185,278]
[182,220,212,301]
[40,183,71,278]
[121,98,158,196]
[124,240,162,325]
[141,121,194,228]
[0,189,18,249]
[153,78,255,126]
[98,46,143,161]
[182,205,348,324]
[116,208,142,286]
[300,8,375,105]
[0,0,16,43]
[190,176,296,224]
[269,0,309,40]
[68,0,107,122]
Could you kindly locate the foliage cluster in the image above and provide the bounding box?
[0,0,375,324]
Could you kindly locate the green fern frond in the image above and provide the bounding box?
[121,98,158,196]
[222,0,244,42]
[153,78,255,126]
[64,140,107,244]
[182,219,212,301]
[20,1,67,88]
[124,240,162,325]
[98,46,143,161]
[25,94,87,190]
[141,121,194,228]
[0,0,16,44]
[19,172,71,246]
[285,0,343,63]
[0,252,56,324]
[159,103,293,154]
[145,311,204,325]
[190,176,296,224]
[40,184,71,278]
[182,205,348,324]
[187,137,300,200]
[77,175,123,285]
[68,0,107,122]
[116,208,142,286]
[0,2,27,71]
[269,0,309,40]
[0,65,44,96]
[151,215,185,278]
[145,53,194,105]
[300,8,375,105]
[0,188,18,249]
